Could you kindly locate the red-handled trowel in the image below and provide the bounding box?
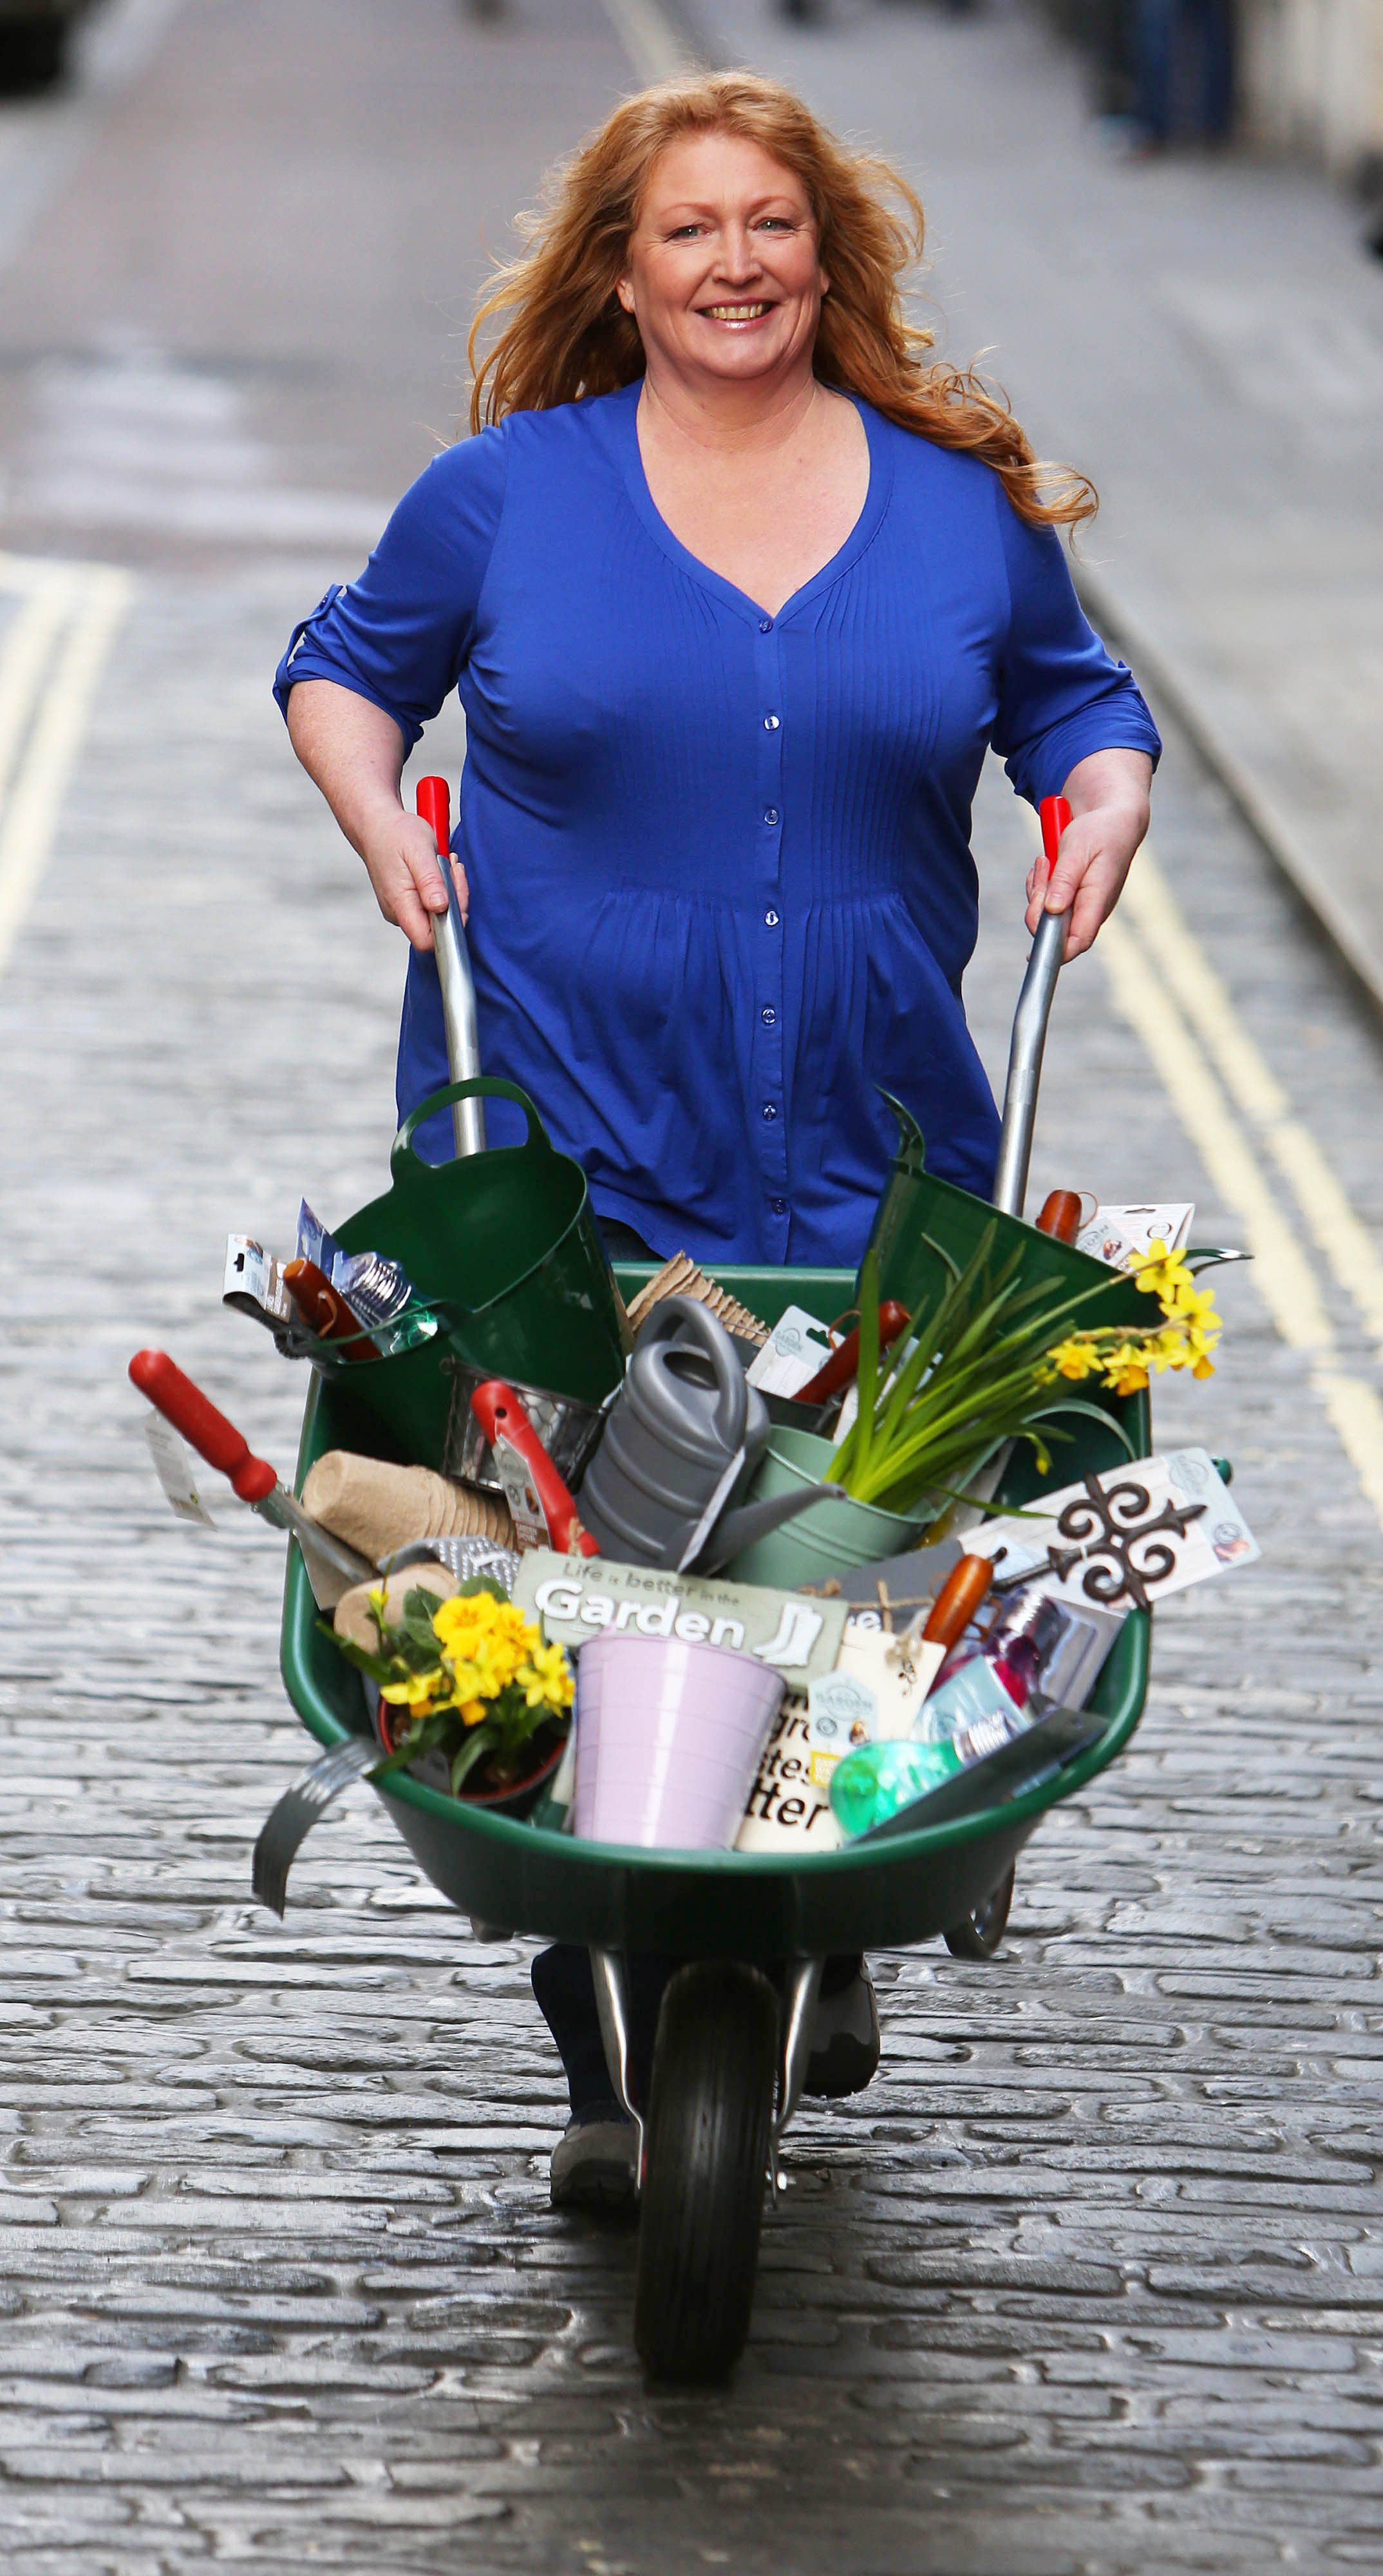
[129,1349,374,1607]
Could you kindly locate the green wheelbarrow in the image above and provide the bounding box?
[274,809,1156,2384]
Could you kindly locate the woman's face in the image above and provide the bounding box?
[618,131,827,397]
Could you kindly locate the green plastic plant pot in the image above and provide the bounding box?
[722,1424,939,1588]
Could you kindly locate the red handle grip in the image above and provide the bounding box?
[796,1301,911,1405]
[1039,793,1073,876]
[416,775,451,857]
[469,1379,597,1555]
[129,1349,278,1504]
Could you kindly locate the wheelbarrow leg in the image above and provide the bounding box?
[590,1948,645,2186]
[769,1955,824,2191]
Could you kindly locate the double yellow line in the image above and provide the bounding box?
[0,553,133,978]
[1102,856,1383,1526]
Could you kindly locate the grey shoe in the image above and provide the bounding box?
[550,2105,639,2211]
[804,1964,880,2098]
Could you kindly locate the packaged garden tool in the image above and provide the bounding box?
[467,1379,594,1554]
[284,1256,381,1356]
[442,1358,603,1498]
[223,1236,296,1340]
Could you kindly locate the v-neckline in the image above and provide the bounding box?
[615,381,892,629]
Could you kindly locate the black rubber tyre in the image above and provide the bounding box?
[0,17,69,94]
[634,1960,778,2384]
[944,1863,1015,1960]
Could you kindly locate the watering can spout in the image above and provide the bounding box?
[690,1477,848,1577]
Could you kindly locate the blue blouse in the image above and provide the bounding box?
[274,383,1158,1269]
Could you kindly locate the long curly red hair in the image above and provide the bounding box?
[467,70,1095,533]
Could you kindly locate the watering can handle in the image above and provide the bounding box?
[644,1293,749,1457]
[992,795,1073,1220]
[416,777,487,1160]
[391,1075,551,1180]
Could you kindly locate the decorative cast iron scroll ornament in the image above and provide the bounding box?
[992,1473,1207,1614]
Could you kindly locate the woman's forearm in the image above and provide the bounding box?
[285,677,463,951]
[1024,746,1153,960]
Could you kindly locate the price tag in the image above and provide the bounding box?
[491,1432,551,1553]
[143,1416,216,1526]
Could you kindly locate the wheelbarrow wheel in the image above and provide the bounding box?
[944,1864,1015,1960]
[634,1960,778,2384]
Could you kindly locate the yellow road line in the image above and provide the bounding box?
[0,578,75,817]
[1122,849,1383,1350]
[0,567,133,978]
[1100,911,1383,1526]
[599,0,697,82]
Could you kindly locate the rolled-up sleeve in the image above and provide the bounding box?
[991,490,1161,805]
[272,425,511,752]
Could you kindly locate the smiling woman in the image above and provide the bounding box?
[274,65,1160,2202]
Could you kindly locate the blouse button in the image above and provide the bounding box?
[761,1005,776,1025]
[764,807,779,826]
[764,908,779,928]
[764,714,780,730]
[770,1197,787,1215]
[762,1103,778,1121]
[759,618,773,632]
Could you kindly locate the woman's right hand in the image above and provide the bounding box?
[285,676,469,954]
[357,807,469,952]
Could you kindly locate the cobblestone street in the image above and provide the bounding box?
[3,4,1383,2571]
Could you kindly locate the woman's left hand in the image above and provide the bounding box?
[1025,748,1153,960]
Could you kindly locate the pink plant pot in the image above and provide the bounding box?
[572,1633,786,1851]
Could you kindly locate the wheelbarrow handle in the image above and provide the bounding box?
[416,776,487,1160]
[992,795,1072,1220]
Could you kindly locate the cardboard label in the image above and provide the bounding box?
[746,1304,834,1397]
[1077,1203,1194,1269]
[512,1549,848,1691]
[143,1416,215,1527]
[971,1449,1257,1609]
[492,1433,550,1553]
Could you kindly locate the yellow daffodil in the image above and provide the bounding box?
[381,1666,443,1710]
[1127,1238,1187,1302]
[1046,1335,1100,1381]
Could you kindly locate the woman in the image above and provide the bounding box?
[276,72,1158,2205]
